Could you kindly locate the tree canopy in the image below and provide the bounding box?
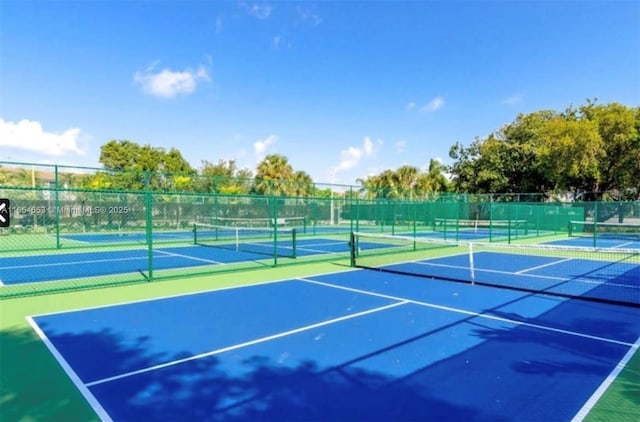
[448,101,640,199]
[4,100,637,199]
[356,161,450,199]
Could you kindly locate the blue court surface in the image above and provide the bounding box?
[61,230,194,244]
[0,238,376,285]
[30,269,640,421]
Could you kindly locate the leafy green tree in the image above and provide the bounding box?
[164,148,193,173]
[415,159,450,197]
[357,163,449,199]
[99,140,141,170]
[96,140,194,191]
[197,159,252,194]
[356,174,384,199]
[254,154,295,195]
[537,115,604,194]
[449,111,554,195]
[446,103,640,198]
[448,139,481,194]
[395,165,420,197]
[292,170,314,196]
[579,101,640,196]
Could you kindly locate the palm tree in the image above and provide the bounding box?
[395,165,420,198]
[357,174,383,198]
[254,154,294,195]
[292,171,313,196]
[415,159,450,198]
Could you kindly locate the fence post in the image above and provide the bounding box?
[145,171,154,280]
[272,195,278,266]
[54,165,61,249]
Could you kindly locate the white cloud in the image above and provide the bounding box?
[296,5,322,25]
[419,96,444,112]
[241,2,272,19]
[335,136,381,174]
[394,140,407,154]
[254,135,277,162]
[215,16,223,33]
[272,36,282,49]
[134,64,210,98]
[503,94,523,105]
[0,119,85,157]
[406,101,416,111]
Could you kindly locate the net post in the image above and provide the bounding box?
[355,195,360,233]
[390,201,395,236]
[54,164,61,249]
[272,196,278,266]
[468,242,475,285]
[412,201,417,238]
[292,228,297,259]
[455,215,460,241]
[349,231,356,267]
[214,193,218,226]
[593,201,598,248]
[193,223,197,244]
[489,203,494,242]
[144,171,154,281]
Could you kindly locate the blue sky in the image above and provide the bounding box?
[1,1,639,186]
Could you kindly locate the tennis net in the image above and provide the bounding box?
[433,218,529,241]
[193,223,297,258]
[350,231,640,307]
[196,216,307,229]
[569,221,640,242]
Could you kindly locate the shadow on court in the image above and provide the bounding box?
[26,324,479,421]
[24,295,640,421]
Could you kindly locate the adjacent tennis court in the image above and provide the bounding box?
[30,267,640,421]
[545,221,640,249]
[0,237,363,285]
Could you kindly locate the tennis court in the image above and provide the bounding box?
[1,237,399,285]
[545,221,640,249]
[30,264,640,421]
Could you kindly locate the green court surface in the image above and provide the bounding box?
[1,259,639,422]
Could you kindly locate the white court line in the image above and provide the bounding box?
[515,257,573,274]
[29,268,359,318]
[615,241,634,249]
[299,278,638,348]
[0,254,155,270]
[572,335,640,422]
[154,249,223,265]
[85,300,408,387]
[1,248,222,271]
[297,247,342,255]
[27,316,113,422]
[411,260,637,290]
